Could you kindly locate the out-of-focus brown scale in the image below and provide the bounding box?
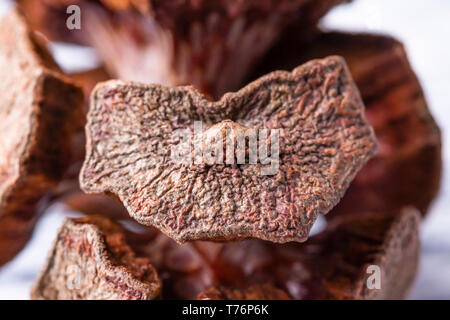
[17,0,347,98]
[138,207,420,299]
[6,1,442,301]
[0,9,84,267]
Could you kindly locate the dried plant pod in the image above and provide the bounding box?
[253,31,442,217]
[80,56,377,243]
[0,9,83,267]
[31,215,161,300]
[17,0,346,97]
[198,284,290,300]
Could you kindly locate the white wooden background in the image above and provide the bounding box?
[0,0,449,299]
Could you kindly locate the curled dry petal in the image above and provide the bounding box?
[80,56,377,243]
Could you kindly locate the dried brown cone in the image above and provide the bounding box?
[80,56,377,243]
[31,215,161,300]
[17,0,347,98]
[252,31,442,217]
[0,9,84,267]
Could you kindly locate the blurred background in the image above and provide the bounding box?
[0,0,449,299]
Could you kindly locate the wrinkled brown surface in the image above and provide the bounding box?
[31,215,161,300]
[198,284,290,300]
[147,207,420,299]
[62,66,112,172]
[0,9,83,267]
[17,0,347,97]
[81,56,377,243]
[253,32,442,217]
[32,207,420,300]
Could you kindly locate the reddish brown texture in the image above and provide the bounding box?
[41,67,121,222]
[61,193,129,220]
[252,31,442,217]
[145,207,420,299]
[32,207,420,300]
[198,284,290,300]
[80,57,377,243]
[55,67,124,221]
[70,66,111,112]
[17,0,347,97]
[63,66,112,170]
[31,215,161,300]
[0,9,83,267]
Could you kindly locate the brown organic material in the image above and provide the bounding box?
[31,216,161,300]
[80,56,377,243]
[150,207,420,299]
[18,0,346,97]
[70,66,111,112]
[63,66,112,171]
[32,207,420,300]
[0,9,83,267]
[198,284,290,300]
[61,193,129,221]
[55,67,118,220]
[253,32,442,217]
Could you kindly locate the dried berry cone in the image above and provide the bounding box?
[80,56,377,243]
[253,31,442,217]
[31,215,161,300]
[32,207,420,299]
[0,9,84,267]
[17,0,347,98]
[198,284,290,300]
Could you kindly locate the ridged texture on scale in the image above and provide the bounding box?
[80,57,377,243]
